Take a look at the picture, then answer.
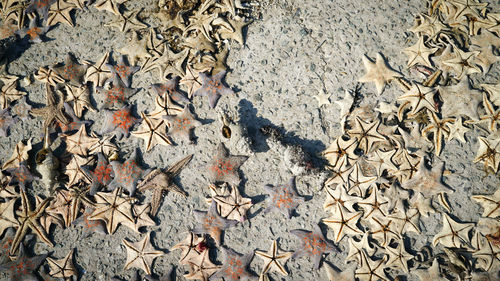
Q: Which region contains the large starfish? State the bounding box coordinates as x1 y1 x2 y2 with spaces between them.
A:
122 232 164 275
89 188 135 234
254 240 293 276
136 154 193 216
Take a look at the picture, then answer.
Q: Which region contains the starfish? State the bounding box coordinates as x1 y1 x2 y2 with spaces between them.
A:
421 111 454 156
30 84 69 129
46 189 79 227
357 185 389 219
345 162 377 197
106 9 148 32
472 187 500 218
136 154 193 216
108 149 146 195
347 117 385 153
438 77 482 119
2 138 32 170
183 247 220 281
15 17 50 43
34 67 65 86
25 0 56 21
321 136 358 170
147 92 184 121
106 55 140 88
88 132 118 157
472 44 500 73
122 232 164 275
290 225 336 270
194 70 234 108
205 143 248 185
193 202 237 245
403 36 438 68
354 251 388 281
62 124 99 156
314 90 331 107
96 74 138 109
64 84 95 118
324 263 355 281
180 65 205 98
254 240 293 276
46 249 78 280
101 106 139 140
84 52 112 87
118 31 151 65
171 232 208 265
211 247 256 281
212 184 253 221
368 216 401 246
388 207 421 234
162 106 202 143
366 148 398 176
93 0 121 15
478 93 500 132
46 0 75 27
481 82 500 106
446 117 469 143
473 136 500 172
89 188 135 234
0 243 47 280
10 187 53 255
322 204 362 243
0 108 15 137
52 53 88 86
0 198 18 237
358 53 402 95
127 203 156 233
385 240 413 273
443 46 481 79
433 212 474 248
0 75 25 109
151 77 190 104
397 83 437 116
472 233 500 272
345 233 376 264
263 177 304 219
401 157 451 197
323 184 357 213
132 112 172 151
219 16 252 45
141 46 188 79
82 153 113 195
72 206 107 237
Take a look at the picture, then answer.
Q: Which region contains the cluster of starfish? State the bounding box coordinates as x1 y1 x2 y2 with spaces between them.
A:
317 0 500 280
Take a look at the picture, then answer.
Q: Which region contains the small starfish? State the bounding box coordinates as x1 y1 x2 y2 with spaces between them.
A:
46 0 75 27
93 0 121 15
421 111 454 156
151 77 190 104
89 188 135 234
0 243 47 280
205 143 248 185
183 247 220 281
30 84 69 129
263 177 304 219
108 149 146 195
314 91 331 107
472 233 500 272
0 75 25 109
146 93 184 120
347 117 385 153
101 105 139 140
180 65 205 98
397 83 437 116
433 212 474 248
136 154 193 216
446 117 469 143
472 187 500 218
345 233 376 265
96 74 138 109
132 112 172 151
88 132 119 158
25 0 56 20
106 55 140 88
473 136 500 173
52 53 88 85
122 232 164 275
34 67 65 86
194 70 234 108
358 53 402 95
46 249 78 280
212 184 253 221
64 84 96 118
211 247 256 281
163 106 202 143
106 9 148 33
84 52 112 87
443 46 481 79
388 207 421 234
62 124 99 156
354 250 389 281
321 136 358 170
64 154 94 187
84 153 114 195
2 138 33 170
323 184 357 213
15 17 50 43
171 232 208 265
10 187 53 255
401 157 451 197
255 240 293 276
322 204 362 243
193 202 237 245
385 240 413 273
141 46 188 79
0 108 15 137
403 36 438 67
290 224 336 270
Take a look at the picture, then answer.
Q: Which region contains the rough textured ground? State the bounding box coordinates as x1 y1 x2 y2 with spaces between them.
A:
1 0 499 280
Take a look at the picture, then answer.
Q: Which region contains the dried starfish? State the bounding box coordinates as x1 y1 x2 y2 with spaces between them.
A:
46 249 78 280
358 53 402 95
122 232 164 275
136 154 193 216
